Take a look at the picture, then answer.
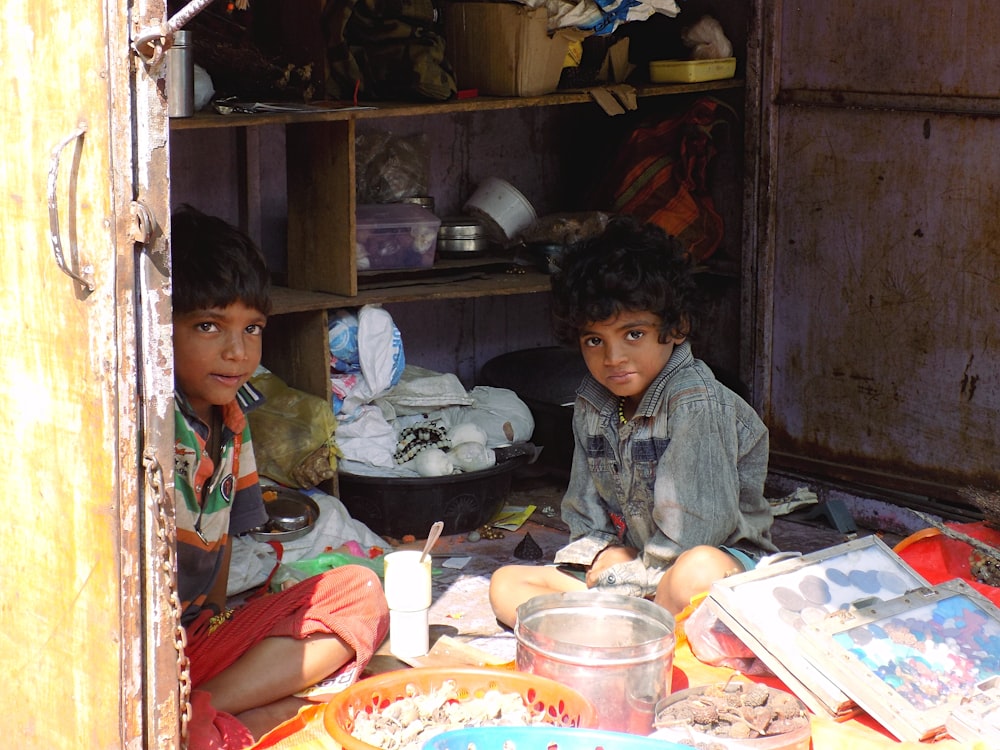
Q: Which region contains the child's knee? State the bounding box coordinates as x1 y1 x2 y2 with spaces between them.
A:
672 545 740 588
488 563 522 595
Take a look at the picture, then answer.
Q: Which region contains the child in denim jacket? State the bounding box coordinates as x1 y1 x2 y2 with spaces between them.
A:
490 216 776 626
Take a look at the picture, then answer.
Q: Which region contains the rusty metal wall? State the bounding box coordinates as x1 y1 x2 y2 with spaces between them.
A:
760 0 1000 503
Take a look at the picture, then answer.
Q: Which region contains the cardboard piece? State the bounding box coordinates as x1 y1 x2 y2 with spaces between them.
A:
444 2 589 97
598 37 634 84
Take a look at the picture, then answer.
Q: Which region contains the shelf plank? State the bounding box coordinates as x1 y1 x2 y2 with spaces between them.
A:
269 267 552 313
169 80 745 130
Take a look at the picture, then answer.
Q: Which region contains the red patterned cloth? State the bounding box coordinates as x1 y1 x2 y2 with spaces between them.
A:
592 97 735 262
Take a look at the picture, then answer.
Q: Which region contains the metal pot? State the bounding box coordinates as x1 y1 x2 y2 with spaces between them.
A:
437 216 490 257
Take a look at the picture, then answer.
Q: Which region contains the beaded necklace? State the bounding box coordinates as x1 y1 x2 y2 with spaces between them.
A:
618 397 628 424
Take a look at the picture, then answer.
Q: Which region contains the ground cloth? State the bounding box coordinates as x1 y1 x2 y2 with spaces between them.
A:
247 522 1000 749
248 640 971 750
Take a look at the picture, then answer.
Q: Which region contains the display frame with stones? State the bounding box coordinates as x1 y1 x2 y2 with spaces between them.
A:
797 578 1000 743
705 535 930 718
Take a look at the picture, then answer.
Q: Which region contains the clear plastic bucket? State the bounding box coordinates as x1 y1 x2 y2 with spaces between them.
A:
514 591 675 734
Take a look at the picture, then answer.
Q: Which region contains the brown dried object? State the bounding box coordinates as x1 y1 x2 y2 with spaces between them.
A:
654 680 810 741
970 550 1000 587
513 532 543 560
908 507 1000 587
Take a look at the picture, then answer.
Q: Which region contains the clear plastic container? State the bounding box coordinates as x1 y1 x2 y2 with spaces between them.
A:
355 203 441 270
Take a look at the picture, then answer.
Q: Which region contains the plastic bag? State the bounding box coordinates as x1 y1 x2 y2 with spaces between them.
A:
684 599 774 676
330 305 406 417
248 370 339 489
356 131 429 204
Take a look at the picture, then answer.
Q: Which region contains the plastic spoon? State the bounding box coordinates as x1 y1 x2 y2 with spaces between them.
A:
420 521 445 563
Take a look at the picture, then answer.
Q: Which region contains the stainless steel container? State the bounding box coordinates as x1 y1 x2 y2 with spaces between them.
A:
515 591 676 734
437 216 490 257
167 31 194 118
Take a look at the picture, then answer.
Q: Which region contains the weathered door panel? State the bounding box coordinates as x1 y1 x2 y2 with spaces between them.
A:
0 0 174 746
767 107 1000 491
759 0 1000 503
777 1 997 96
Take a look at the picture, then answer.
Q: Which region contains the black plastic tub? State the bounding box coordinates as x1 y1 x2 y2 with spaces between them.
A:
479 347 587 474
337 455 529 538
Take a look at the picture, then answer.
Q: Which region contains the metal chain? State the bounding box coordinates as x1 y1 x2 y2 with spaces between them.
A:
144 448 192 748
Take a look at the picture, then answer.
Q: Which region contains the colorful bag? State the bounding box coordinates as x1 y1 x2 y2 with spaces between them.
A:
592 96 735 262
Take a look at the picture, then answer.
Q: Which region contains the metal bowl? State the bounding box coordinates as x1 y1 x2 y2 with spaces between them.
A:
249 487 321 542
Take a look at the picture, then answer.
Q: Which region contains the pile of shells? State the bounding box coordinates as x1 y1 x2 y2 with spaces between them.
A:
349 679 554 750
653 680 810 743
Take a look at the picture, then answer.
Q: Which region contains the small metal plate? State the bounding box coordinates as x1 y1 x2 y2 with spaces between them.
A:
250 487 320 543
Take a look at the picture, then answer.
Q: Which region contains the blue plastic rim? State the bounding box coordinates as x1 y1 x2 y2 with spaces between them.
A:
422 726 692 750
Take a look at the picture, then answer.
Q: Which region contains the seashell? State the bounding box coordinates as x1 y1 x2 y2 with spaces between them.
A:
825 567 850 587
847 569 881 593
876 570 908 593
513 532 543 560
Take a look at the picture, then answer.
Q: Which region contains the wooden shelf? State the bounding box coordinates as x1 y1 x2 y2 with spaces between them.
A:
269 264 552 314
169 80 745 130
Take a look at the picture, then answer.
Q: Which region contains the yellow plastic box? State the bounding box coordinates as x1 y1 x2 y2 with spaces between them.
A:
649 57 737 83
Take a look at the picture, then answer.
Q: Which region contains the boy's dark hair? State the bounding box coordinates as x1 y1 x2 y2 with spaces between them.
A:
170 204 272 316
550 215 699 347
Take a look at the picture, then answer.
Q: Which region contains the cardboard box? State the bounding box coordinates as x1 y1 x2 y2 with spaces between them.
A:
444 2 588 97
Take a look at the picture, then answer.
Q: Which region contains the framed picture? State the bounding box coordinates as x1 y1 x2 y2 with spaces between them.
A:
707 535 931 717
797 579 1000 742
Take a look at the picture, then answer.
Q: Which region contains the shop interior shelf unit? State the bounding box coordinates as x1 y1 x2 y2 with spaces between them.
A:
169 80 745 315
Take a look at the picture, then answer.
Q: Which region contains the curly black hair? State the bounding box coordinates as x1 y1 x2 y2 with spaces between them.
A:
170 204 272 317
550 215 700 347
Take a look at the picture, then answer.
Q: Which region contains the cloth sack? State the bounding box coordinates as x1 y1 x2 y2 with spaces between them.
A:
322 0 456 101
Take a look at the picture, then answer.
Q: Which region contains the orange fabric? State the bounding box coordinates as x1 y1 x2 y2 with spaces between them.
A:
593 97 732 262
187 565 389 687
250 639 975 749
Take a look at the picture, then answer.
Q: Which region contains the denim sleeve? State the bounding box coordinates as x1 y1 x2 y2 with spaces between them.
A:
553 411 620 567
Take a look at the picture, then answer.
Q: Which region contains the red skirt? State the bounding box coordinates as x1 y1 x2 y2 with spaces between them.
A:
186 564 389 687
184 565 389 749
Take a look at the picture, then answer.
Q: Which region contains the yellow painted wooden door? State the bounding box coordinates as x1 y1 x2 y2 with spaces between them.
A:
0 0 176 747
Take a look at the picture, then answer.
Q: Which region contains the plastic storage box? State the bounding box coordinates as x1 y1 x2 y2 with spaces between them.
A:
649 57 737 83
356 203 441 271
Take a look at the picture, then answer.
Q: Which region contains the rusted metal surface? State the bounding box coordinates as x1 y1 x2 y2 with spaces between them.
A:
133 0 185 744
776 1 998 97
758 0 1000 503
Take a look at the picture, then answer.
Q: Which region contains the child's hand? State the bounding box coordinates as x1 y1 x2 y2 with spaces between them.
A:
586 545 638 587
